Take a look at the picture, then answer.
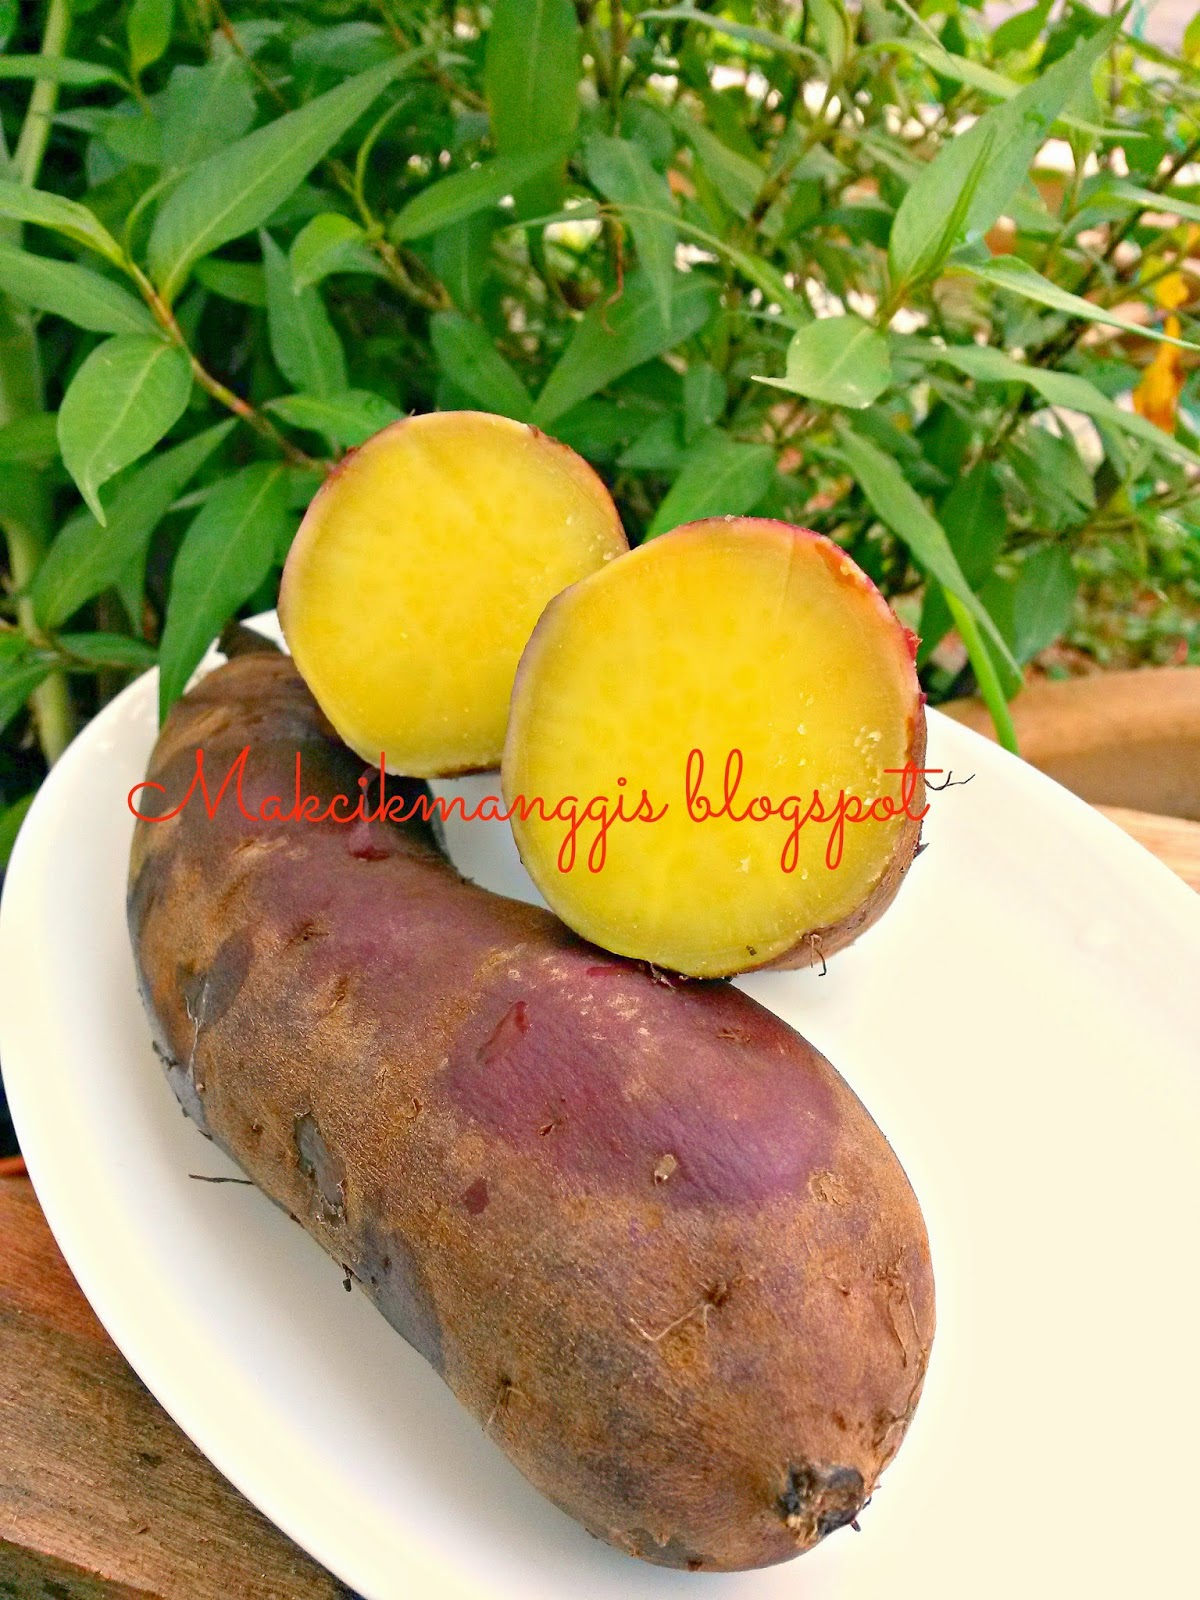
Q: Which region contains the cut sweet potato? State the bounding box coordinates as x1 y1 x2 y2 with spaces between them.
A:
503 518 926 978
279 411 626 776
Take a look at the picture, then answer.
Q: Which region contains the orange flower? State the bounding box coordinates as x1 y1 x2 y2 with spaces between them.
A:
1132 273 1190 432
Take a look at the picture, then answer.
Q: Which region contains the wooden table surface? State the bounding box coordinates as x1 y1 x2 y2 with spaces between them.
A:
2 806 1198 1598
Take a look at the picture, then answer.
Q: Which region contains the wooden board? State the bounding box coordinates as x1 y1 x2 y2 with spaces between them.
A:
0 1178 353 1598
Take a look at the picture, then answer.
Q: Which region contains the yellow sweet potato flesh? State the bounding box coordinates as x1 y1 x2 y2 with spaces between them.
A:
279 411 627 776
503 518 925 977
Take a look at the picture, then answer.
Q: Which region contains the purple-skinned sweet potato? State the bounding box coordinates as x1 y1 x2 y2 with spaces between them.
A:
127 652 934 1573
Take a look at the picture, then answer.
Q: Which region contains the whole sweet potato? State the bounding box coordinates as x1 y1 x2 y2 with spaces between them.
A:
128 654 934 1572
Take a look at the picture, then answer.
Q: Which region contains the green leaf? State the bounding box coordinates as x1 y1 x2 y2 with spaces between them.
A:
57 336 193 524
993 0 1054 55
57 632 157 670
0 179 126 267
0 244 156 335
959 255 1200 351
917 464 1007 662
619 412 684 471
533 270 716 426
1008 425 1094 530
755 314 892 409
127 0 175 77
290 213 382 289
1011 544 1078 663
1094 179 1200 228
158 463 290 718
159 54 257 171
391 147 570 243
0 656 53 736
485 0 580 210
888 18 1118 288
429 312 532 420
266 391 402 448
0 791 36 872
807 0 849 74
890 128 997 290
292 21 393 75
640 7 808 60
0 55 124 86
904 339 1200 468
585 134 676 334
882 36 1125 139
676 113 762 218
432 213 495 313
33 422 233 629
0 413 58 464
192 257 266 306
683 362 725 442
835 424 1018 676
647 429 776 537
261 232 346 398
148 54 413 303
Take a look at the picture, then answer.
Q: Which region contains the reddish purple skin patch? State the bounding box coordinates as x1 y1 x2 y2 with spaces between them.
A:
445 955 837 1209
136 693 839 1217
461 1177 490 1215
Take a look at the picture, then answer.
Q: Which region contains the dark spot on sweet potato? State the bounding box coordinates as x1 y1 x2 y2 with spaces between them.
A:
478 1000 529 1064
325 974 351 1012
356 1222 443 1374
350 842 392 862
286 918 329 946
294 1111 346 1219
621 1530 709 1570
195 932 252 1030
128 867 161 929
778 1462 865 1544
462 1177 489 1215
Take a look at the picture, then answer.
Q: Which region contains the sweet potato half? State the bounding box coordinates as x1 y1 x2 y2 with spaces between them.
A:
278 410 627 777
503 518 927 978
128 653 934 1573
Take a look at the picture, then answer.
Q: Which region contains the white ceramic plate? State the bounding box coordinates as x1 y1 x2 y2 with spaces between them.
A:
3 626 1200 1600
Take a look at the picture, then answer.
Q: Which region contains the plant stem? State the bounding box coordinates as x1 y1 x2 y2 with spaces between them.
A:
128 266 326 469
0 0 76 764
12 0 71 187
946 592 1020 753
610 2 626 131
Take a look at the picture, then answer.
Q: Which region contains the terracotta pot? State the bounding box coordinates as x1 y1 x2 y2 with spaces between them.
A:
941 667 1200 821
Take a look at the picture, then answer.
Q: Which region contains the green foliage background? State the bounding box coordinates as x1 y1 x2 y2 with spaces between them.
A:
2 0 1200 853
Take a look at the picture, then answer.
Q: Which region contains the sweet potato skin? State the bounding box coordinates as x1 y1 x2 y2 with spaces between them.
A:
128 655 934 1572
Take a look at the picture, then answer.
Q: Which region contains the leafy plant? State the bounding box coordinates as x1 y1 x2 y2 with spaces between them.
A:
2 0 1199 849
